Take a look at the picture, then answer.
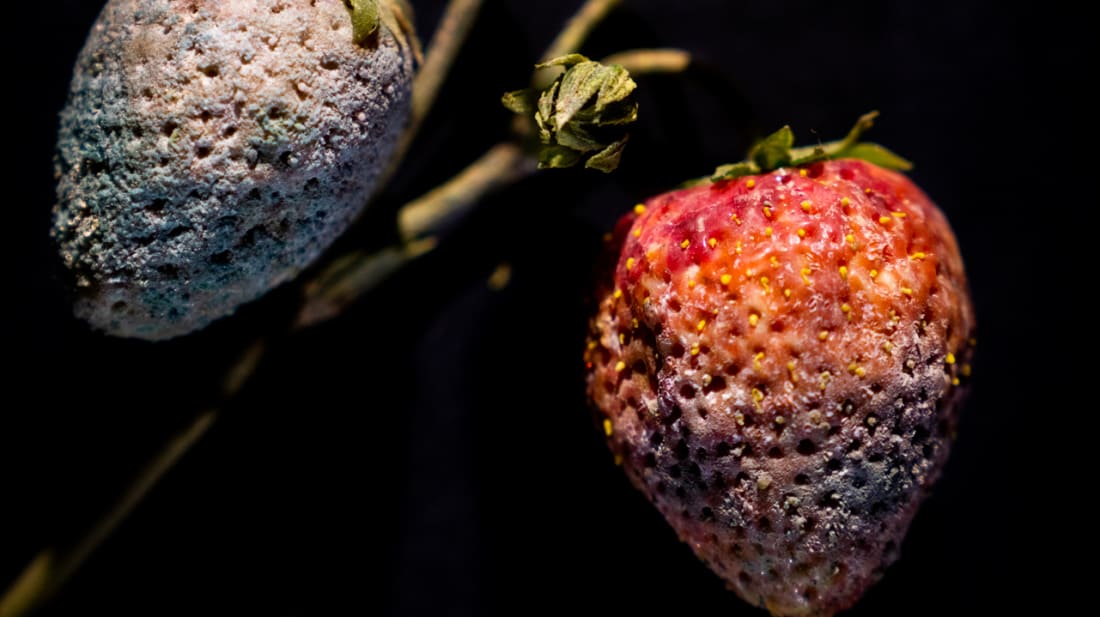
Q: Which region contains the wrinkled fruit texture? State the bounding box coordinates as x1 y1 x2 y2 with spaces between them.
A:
586 160 975 616
53 0 414 340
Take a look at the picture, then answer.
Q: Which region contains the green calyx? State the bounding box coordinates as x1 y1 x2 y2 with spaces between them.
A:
344 0 380 45
343 0 417 55
705 111 912 184
502 54 639 173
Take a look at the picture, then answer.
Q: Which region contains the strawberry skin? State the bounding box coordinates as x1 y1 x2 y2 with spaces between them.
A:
585 159 975 616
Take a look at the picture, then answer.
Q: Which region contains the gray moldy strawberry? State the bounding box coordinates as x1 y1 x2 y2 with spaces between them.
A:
53 0 415 340
585 118 975 616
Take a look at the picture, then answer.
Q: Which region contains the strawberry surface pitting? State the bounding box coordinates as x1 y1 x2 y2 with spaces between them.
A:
586 159 975 616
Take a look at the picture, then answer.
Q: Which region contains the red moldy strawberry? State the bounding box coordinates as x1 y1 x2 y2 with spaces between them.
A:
584 125 975 616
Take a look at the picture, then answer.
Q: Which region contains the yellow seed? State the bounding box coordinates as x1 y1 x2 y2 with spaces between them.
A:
801 200 812 212
720 274 732 285
870 269 879 279
783 288 792 298
615 361 626 373
901 287 913 297
752 387 764 404
818 330 829 341
746 179 756 189
801 267 812 284
749 314 759 327
708 237 718 248
735 240 743 254
688 279 696 288
634 204 647 215
631 318 639 329
797 228 806 238
632 228 641 238
879 216 891 224
760 276 770 292
952 376 960 386
787 360 798 382
775 416 786 425
691 343 700 356
697 319 707 331
819 371 831 391
681 239 691 249
613 288 622 299
603 418 613 436
961 363 972 377
846 233 855 245
753 353 764 371
865 187 873 195
883 341 894 353
701 373 712 387
614 454 623 466
910 252 927 260
587 340 598 350
840 197 850 207
763 205 773 218
892 211 907 218
946 352 956 365
626 257 635 270
619 333 624 344
799 168 808 177
731 213 742 225
855 367 866 377
839 265 848 278
765 226 773 237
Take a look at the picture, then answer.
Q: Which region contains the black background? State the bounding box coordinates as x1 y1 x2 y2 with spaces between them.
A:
0 1 1072 615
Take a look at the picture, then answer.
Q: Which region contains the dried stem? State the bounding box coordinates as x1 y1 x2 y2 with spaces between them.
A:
383 0 485 186
541 0 622 63
0 341 266 617
398 142 534 241
298 142 534 328
602 48 692 75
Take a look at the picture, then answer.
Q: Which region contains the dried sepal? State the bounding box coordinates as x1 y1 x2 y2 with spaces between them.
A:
503 54 638 173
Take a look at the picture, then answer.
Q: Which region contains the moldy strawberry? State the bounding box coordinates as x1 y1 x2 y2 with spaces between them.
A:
585 114 975 616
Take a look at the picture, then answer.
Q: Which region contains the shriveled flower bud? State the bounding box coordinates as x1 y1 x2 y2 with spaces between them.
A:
53 0 416 340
